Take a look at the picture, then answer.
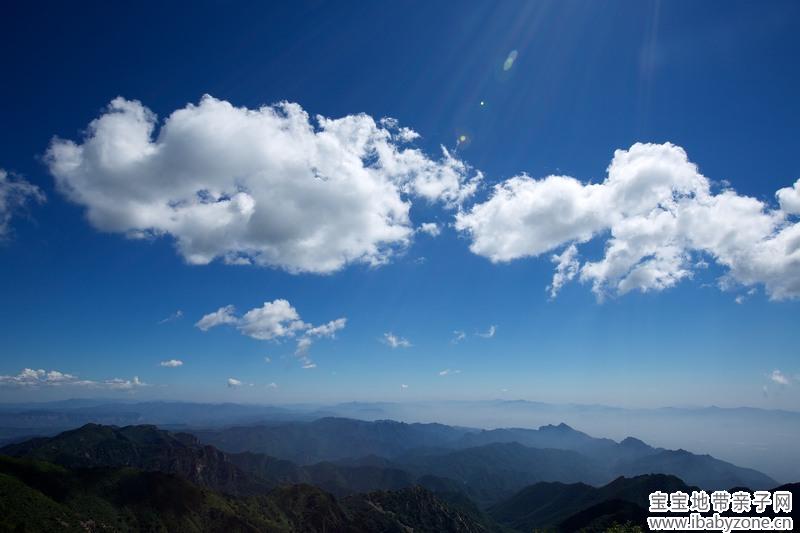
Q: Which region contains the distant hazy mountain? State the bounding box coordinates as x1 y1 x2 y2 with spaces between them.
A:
451 422 776 489
1 398 796 483
488 474 694 531
196 418 777 491
615 448 776 490
195 417 471 464
395 442 607 505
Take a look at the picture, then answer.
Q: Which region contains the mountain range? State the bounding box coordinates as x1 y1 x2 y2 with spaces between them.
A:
194 417 777 494
0 416 793 531
1 398 796 485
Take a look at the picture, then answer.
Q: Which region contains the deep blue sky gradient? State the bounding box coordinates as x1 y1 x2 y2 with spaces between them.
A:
0 0 798 407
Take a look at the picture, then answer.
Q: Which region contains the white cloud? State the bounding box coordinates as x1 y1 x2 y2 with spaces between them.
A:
451 330 466 344
266 382 278 389
0 368 145 390
0 169 45 238
197 299 345 368
477 325 496 338
103 376 146 390
264 356 272 363
382 332 411 348
227 378 243 388
239 299 307 340
438 368 461 376
770 369 791 386
159 359 183 367
418 222 441 237
158 310 183 324
456 142 800 300
776 179 800 215
548 244 580 298
46 96 480 273
400 383 409 389
195 305 239 331
297 317 347 355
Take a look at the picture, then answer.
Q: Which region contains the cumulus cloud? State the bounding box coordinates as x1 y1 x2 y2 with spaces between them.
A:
0 169 45 238
266 382 278 389
477 325 496 338
196 299 345 368
400 383 409 389
770 369 791 386
227 378 243 388
46 96 481 273
0 368 145 390
159 359 183 367
239 299 307 340
418 222 441 237
776 179 800 215
382 332 411 348
456 142 800 300
438 368 461 376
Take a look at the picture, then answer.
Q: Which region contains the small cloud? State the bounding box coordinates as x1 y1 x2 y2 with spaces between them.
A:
477 325 496 338
382 332 412 348
0 368 145 391
227 378 243 388
400 383 409 390
414 256 427 265
770 369 791 386
158 310 183 324
266 382 278 389
264 356 272 363
735 295 745 305
547 244 579 299
301 360 317 369
103 376 147 391
0 169 46 239
197 300 345 369
451 330 466 344
196 305 238 331
418 222 441 237
439 368 461 376
159 359 183 368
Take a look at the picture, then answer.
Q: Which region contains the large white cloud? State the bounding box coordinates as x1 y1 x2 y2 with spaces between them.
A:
0 169 45 238
456 143 800 300
46 96 481 273
196 299 345 367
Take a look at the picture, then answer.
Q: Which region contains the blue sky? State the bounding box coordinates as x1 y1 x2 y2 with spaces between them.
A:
0 0 798 408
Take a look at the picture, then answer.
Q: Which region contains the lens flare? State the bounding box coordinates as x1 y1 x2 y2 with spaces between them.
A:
503 50 518 71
